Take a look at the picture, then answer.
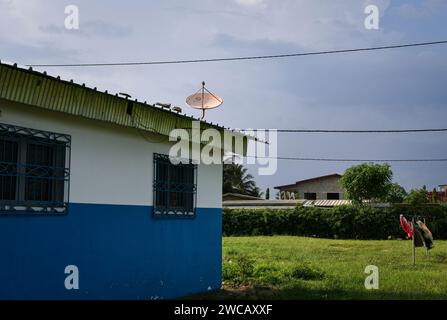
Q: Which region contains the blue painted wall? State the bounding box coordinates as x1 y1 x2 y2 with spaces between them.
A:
0 204 222 300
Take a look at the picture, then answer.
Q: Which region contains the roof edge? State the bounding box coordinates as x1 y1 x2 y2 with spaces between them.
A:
275 173 342 189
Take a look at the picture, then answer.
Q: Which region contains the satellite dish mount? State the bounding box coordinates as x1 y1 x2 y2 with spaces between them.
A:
186 81 223 119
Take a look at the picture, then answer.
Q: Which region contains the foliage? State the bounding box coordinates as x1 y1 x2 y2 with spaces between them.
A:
289 263 325 281
222 205 447 239
432 188 438 203
223 163 262 197
385 183 407 203
405 188 430 205
340 163 393 204
222 254 255 285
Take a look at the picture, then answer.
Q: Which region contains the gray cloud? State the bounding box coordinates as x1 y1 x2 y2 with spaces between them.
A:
2 0 447 191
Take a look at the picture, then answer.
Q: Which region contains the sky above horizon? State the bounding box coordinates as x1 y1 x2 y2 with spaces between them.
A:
1 0 447 193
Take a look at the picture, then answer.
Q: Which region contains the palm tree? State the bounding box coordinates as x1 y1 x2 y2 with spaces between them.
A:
223 163 262 197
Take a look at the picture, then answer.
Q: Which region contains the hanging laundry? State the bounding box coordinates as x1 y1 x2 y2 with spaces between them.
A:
400 215 423 247
400 215 413 238
412 226 425 247
417 221 433 241
416 220 434 250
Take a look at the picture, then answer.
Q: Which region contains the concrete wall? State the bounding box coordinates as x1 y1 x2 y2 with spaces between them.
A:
222 194 261 201
278 175 345 200
0 100 223 299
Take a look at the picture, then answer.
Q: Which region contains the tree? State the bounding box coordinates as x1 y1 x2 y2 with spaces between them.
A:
384 183 407 203
265 188 270 200
404 188 429 205
340 163 392 204
432 188 438 203
223 163 262 197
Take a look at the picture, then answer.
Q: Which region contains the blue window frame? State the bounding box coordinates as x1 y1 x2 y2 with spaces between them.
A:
0 123 71 214
153 153 197 218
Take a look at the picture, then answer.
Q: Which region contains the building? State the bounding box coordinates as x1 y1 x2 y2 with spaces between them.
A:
275 174 345 200
0 62 249 299
428 184 447 203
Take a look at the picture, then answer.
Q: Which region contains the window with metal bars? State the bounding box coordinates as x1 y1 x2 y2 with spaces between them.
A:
153 153 197 218
0 123 70 214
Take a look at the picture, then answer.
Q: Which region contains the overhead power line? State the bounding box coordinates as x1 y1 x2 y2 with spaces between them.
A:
244 156 447 163
26 40 447 68
239 128 447 133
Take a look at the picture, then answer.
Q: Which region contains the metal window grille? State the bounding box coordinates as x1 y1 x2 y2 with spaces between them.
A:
153 153 197 218
0 123 71 214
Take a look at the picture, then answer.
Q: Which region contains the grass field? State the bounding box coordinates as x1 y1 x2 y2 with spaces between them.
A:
203 236 447 300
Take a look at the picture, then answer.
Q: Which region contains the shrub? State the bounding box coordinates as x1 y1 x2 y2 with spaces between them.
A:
222 261 239 284
223 254 255 285
222 205 447 239
252 264 284 285
289 263 325 281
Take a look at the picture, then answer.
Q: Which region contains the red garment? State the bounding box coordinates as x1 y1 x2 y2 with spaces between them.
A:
400 215 413 238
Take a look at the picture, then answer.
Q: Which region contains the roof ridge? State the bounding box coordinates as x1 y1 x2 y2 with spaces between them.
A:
0 59 230 130
275 173 342 189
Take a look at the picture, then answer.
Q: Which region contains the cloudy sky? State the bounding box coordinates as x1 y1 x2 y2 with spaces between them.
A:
1 0 447 193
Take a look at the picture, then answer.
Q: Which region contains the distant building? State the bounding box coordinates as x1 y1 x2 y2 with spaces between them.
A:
222 193 262 201
428 185 447 203
275 174 345 200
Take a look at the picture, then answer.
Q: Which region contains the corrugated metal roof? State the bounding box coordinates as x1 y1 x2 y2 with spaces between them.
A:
0 61 252 151
308 200 351 207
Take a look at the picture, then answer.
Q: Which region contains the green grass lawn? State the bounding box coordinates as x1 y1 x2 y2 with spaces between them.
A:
204 236 447 300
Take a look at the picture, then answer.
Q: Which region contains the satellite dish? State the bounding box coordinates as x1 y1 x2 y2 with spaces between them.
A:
186 81 223 119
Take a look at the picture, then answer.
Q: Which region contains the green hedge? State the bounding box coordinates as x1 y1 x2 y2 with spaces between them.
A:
222 205 447 240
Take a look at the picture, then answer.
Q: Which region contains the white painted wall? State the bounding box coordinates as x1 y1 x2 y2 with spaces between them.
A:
0 100 222 208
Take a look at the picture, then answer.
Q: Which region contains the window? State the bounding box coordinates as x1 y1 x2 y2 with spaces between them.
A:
153 153 197 218
327 193 340 200
0 123 71 214
304 192 317 200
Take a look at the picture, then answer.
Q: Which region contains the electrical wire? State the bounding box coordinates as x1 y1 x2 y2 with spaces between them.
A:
130 116 447 162
26 40 447 68
243 155 447 163
239 128 447 133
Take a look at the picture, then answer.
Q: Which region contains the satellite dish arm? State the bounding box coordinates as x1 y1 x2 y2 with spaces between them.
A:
201 81 205 119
